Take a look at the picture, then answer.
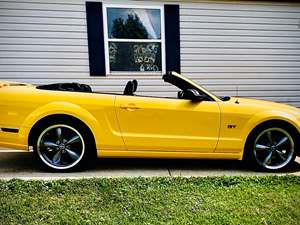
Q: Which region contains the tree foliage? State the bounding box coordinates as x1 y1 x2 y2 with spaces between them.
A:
111 13 149 39
110 13 161 72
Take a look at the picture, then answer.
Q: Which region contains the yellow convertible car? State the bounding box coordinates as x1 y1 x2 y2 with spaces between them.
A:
0 72 299 171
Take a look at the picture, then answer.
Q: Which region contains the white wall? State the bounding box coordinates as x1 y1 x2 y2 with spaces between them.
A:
0 0 299 106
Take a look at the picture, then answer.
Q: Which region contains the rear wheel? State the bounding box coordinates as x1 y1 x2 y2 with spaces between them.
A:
246 124 297 171
33 122 94 171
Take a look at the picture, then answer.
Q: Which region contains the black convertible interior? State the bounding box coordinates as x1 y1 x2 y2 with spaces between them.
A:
36 72 182 95
37 80 139 95
36 72 192 96
36 72 221 101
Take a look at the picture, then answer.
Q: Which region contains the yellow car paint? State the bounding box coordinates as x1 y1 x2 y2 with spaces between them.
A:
115 95 220 152
0 72 299 162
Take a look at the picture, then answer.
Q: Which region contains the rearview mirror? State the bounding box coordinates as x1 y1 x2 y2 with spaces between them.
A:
178 89 207 101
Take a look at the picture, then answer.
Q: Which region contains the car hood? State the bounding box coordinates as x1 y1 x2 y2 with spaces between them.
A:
229 97 300 116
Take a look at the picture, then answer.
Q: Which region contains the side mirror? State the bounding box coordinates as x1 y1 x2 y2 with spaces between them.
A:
178 89 207 101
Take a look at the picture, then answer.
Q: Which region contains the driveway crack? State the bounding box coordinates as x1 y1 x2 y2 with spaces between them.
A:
167 168 172 177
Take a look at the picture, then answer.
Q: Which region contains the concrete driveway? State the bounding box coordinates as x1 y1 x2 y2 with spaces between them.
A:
0 152 299 180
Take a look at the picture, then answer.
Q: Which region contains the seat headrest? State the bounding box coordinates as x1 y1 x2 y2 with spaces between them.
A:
132 79 138 92
123 81 134 95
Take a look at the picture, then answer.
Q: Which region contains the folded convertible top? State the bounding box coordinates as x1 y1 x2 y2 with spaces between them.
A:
37 83 92 93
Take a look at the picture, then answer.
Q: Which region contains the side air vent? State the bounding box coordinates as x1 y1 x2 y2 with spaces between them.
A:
1 128 19 133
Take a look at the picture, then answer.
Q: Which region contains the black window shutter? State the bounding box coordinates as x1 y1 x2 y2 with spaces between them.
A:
86 1 106 76
164 4 180 73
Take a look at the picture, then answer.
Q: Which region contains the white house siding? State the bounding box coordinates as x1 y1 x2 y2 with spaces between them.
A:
0 0 299 106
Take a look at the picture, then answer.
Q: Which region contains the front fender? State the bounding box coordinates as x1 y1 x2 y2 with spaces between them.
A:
241 109 300 153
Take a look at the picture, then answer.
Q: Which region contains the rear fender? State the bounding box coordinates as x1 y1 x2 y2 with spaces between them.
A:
20 101 103 148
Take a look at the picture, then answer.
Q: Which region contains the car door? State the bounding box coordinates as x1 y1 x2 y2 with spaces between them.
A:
115 95 220 152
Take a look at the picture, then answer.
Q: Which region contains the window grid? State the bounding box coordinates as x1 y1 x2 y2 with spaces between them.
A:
103 4 166 75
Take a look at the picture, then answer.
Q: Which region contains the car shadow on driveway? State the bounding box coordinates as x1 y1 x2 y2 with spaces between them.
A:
0 152 299 179
92 157 300 176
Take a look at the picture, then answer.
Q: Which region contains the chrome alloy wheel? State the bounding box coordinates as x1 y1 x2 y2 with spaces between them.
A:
37 124 85 170
254 128 294 170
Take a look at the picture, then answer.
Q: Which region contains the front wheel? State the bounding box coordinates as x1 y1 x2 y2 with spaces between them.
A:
246 125 297 171
34 123 90 171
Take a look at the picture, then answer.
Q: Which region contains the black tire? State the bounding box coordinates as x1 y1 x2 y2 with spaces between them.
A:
244 122 297 172
32 119 96 172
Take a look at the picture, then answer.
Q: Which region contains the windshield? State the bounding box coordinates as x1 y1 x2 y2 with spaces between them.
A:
163 72 231 102
193 81 231 101
194 83 230 101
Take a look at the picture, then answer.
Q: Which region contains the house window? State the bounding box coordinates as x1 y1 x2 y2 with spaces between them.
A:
103 5 165 74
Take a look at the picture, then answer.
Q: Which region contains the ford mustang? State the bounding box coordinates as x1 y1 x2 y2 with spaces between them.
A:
0 72 299 172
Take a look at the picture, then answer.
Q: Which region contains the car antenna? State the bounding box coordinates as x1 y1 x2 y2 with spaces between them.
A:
235 86 239 104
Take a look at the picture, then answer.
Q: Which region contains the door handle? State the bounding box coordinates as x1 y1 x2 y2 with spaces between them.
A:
120 103 140 111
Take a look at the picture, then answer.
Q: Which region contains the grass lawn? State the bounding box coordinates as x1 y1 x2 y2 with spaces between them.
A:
0 176 299 225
